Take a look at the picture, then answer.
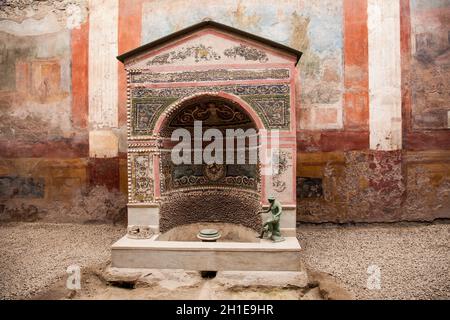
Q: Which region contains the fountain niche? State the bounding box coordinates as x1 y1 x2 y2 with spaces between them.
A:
112 21 302 271
158 95 261 234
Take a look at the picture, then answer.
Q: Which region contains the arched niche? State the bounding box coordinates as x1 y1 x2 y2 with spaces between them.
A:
118 20 301 237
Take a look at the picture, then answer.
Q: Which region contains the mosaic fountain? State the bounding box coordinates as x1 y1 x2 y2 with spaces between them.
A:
111 21 302 272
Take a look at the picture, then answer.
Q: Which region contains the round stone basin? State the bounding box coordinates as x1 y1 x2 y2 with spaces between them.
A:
197 228 221 241
156 222 259 243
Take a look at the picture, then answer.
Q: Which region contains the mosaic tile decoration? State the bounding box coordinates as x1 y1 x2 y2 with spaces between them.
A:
159 153 259 193
147 44 221 65
130 68 290 83
223 44 269 62
144 43 270 66
130 84 290 133
129 152 154 203
132 97 178 135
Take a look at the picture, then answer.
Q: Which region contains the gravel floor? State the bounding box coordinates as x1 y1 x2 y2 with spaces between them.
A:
0 221 449 300
0 222 124 299
297 222 450 300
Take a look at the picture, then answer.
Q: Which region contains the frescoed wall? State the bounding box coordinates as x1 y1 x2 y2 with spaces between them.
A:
0 0 448 224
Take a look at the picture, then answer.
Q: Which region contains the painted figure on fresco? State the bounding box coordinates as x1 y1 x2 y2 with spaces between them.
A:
258 195 284 242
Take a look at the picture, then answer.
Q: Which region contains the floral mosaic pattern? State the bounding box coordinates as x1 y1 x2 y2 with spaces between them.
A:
131 84 289 98
130 84 290 134
160 154 258 193
130 153 154 203
147 44 221 65
145 43 271 66
132 97 178 135
168 99 252 127
243 95 290 128
130 68 289 83
224 44 269 62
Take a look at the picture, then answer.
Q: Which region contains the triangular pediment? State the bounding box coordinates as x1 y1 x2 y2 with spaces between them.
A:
118 21 302 69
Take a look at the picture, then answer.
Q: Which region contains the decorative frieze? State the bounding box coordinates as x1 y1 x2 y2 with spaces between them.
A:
147 44 221 65
160 152 259 193
130 84 290 133
242 95 290 128
130 68 289 83
224 44 269 62
144 43 270 66
131 97 178 136
128 139 161 149
131 84 289 98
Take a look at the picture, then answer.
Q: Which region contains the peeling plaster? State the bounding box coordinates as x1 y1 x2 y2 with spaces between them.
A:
0 0 88 28
0 12 62 36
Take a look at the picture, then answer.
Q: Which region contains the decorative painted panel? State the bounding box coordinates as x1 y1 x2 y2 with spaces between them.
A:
160 152 258 193
0 176 45 198
297 177 323 199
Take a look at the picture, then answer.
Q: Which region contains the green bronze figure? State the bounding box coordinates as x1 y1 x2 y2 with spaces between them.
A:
258 195 285 242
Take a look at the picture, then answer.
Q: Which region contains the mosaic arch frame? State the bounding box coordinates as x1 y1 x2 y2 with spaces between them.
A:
155 93 264 232
120 21 300 236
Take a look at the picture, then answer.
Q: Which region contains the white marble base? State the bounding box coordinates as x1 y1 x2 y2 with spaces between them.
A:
111 235 302 271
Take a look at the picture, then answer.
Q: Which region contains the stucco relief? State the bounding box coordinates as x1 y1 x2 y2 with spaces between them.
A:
131 97 178 136
129 32 289 68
